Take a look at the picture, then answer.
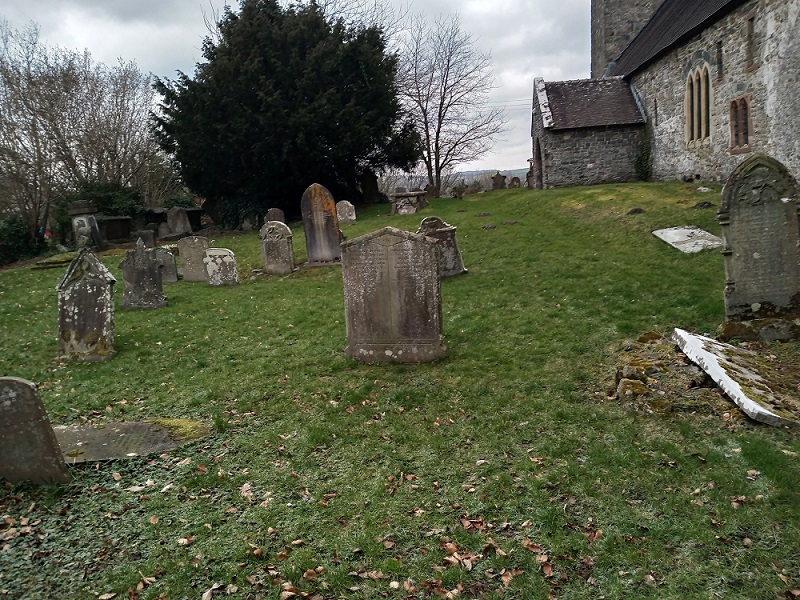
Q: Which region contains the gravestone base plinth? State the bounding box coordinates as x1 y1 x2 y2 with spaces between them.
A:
346 339 447 364
719 318 800 342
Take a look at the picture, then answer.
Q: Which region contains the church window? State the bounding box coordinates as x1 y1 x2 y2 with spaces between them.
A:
729 95 752 153
746 15 755 66
685 66 711 145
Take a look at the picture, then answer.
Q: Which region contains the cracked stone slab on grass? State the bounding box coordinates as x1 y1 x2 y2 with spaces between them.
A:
652 226 722 253
54 419 209 463
673 328 800 427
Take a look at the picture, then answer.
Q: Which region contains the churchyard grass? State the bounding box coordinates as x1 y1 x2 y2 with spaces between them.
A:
1 182 799 599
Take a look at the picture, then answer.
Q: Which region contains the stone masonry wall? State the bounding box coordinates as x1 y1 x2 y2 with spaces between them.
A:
532 119 646 188
631 0 800 183
591 0 663 78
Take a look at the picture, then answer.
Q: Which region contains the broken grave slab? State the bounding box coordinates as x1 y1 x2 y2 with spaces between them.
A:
672 328 800 427
652 226 722 253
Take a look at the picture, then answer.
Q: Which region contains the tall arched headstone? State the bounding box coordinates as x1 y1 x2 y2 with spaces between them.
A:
0 377 70 484
341 227 446 363
301 183 341 266
56 249 116 362
718 154 800 340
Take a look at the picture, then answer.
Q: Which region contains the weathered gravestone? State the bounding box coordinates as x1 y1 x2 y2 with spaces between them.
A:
119 238 167 309
492 172 507 190
337 200 357 223
301 183 341 265
166 207 193 235
177 236 210 282
717 154 800 340
265 208 286 223
509 177 521 189
203 248 239 285
341 227 446 363
56 249 116 362
260 221 295 275
0 377 71 484
132 230 155 248
416 216 467 277
157 222 172 240
154 247 179 283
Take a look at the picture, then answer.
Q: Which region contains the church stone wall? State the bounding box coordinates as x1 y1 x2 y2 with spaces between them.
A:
591 0 663 78
532 119 645 188
631 0 800 183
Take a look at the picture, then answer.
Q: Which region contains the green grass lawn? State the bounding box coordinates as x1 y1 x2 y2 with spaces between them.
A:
1 183 798 599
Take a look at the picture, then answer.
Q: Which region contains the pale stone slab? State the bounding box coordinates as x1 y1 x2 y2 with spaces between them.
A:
673 328 800 427
652 226 722 253
154 247 179 283
203 248 239 285
260 221 295 275
336 200 357 223
166 207 192 235
0 377 70 484
56 249 116 362
177 236 210 282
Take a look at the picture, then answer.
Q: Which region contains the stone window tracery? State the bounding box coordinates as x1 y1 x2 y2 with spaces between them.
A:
729 95 752 154
685 65 711 146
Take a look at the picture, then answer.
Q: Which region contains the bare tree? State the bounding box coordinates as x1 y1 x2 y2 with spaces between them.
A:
397 14 506 197
0 20 179 236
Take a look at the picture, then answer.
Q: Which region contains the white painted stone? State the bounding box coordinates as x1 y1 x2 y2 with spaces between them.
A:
672 328 800 427
652 226 722 253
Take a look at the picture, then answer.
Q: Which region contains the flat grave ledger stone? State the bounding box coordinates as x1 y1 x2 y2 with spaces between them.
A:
0 377 71 484
56 249 116 362
166 207 193 235
265 208 286 223
341 226 446 363
154 247 179 282
652 226 723 253
673 328 800 427
260 221 295 275
717 153 800 322
204 248 239 285
336 200 357 223
416 216 468 277
177 236 210 282
119 239 167 309
301 183 341 265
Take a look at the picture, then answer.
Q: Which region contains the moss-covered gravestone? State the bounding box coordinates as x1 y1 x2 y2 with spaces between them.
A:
0 377 70 484
301 183 341 266
417 216 467 278
203 248 239 285
119 238 167 309
56 249 116 362
718 154 800 340
341 227 446 363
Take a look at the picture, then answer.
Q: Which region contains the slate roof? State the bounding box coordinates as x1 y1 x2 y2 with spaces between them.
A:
609 0 751 78
540 78 644 130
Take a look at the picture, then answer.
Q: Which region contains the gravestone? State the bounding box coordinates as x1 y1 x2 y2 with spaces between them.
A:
260 221 295 275
177 236 210 282
301 183 341 265
509 177 521 189
265 208 286 223
337 200 357 223
717 154 800 339
119 238 167 309
166 207 192 235
652 226 722 253
132 230 155 248
154 247 179 283
416 216 468 277
203 248 239 285
341 226 446 363
56 249 116 362
157 222 172 240
492 172 507 190
0 377 70 484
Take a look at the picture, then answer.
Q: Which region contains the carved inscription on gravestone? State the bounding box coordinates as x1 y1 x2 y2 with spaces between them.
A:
119 238 167 309
417 216 467 277
177 236 210 282
203 248 239 285
56 249 116 362
301 183 341 265
718 154 800 321
0 377 70 484
260 221 295 275
341 227 446 363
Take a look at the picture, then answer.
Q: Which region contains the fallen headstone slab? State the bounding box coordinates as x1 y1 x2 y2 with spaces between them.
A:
652 226 722 253
673 328 800 427
54 419 210 463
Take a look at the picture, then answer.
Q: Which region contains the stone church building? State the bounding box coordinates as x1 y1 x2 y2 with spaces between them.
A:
531 0 800 188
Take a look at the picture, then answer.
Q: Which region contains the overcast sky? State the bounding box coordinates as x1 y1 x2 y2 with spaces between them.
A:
1 0 590 172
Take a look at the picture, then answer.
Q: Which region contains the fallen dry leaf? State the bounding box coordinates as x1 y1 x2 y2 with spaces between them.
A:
112 472 122 481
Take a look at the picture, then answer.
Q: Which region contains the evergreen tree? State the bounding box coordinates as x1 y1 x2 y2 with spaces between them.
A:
154 0 419 223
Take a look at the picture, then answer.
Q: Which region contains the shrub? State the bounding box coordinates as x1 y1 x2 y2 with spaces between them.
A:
0 217 44 266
